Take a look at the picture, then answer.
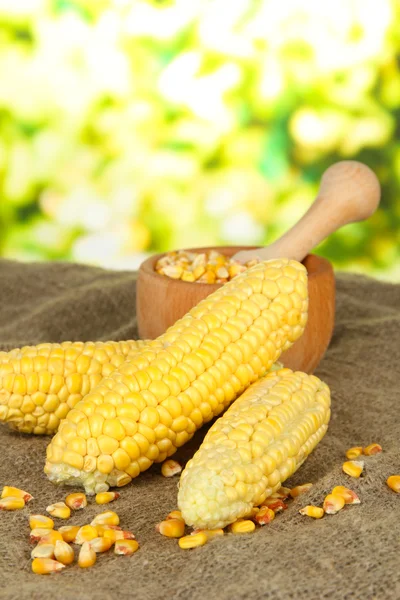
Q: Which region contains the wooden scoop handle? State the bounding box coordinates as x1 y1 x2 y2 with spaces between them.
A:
232 161 381 264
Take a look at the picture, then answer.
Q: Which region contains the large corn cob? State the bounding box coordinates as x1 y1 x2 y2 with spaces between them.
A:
0 340 149 435
178 368 331 529
44 259 308 494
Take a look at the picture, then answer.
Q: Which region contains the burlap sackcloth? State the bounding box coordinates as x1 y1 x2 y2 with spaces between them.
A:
0 259 399 600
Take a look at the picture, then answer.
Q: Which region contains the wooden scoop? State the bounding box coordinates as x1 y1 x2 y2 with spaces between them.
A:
232 161 381 264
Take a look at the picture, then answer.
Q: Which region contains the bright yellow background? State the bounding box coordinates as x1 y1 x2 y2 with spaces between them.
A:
0 0 399 280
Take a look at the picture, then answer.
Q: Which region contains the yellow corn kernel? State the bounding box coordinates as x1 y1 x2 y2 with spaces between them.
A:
271 486 291 500
289 483 313 498
94 524 121 537
331 486 361 505
181 271 195 282
89 537 113 553
254 507 275 525
31 543 55 559
229 520 256 534
0 496 25 510
59 525 80 543
191 528 224 539
65 492 87 510
261 498 288 512
156 519 185 538
95 492 120 505
161 459 182 477
78 541 96 568
1 486 33 502
54 540 75 565
342 460 364 478
32 557 66 575
75 525 98 545
345 446 363 459
386 475 400 493
178 532 208 549
299 506 324 519
46 502 71 519
29 515 54 530
103 529 135 543
35 531 64 545
166 510 184 521
114 539 140 555
90 511 120 527
162 265 183 279
363 443 382 456
323 493 345 515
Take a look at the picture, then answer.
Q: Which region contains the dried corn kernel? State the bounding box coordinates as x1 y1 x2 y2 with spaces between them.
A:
178 532 208 549
363 443 382 456
29 515 54 530
156 519 185 538
54 540 75 565
90 537 113 553
59 525 80 543
32 558 65 575
95 492 120 505
191 528 224 539
114 540 139 555
94 524 121 537
65 493 87 510
90 511 119 527
289 484 313 498
386 475 400 493
271 486 291 500
75 525 98 545
0 496 25 510
331 486 360 505
31 544 55 559
229 520 256 534
103 529 135 543
30 528 54 543
323 493 345 515
254 507 275 525
46 502 71 520
1 486 33 503
78 541 96 568
299 506 324 519
161 460 182 478
37 531 64 545
345 447 363 459
261 498 288 512
166 510 184 521
342 460 364 478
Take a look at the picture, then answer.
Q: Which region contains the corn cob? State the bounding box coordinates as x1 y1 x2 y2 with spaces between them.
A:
178 368 330 529
0 339 149 435
44 259 308 494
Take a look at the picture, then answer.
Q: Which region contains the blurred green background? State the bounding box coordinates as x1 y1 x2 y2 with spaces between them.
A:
0 0 399 280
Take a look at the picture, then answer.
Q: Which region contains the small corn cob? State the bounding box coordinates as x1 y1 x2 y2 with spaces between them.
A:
59 525 80 543
178 368 330 529
54 540 75 565
156 519 185 538
65 492 87 510
0 496 25 510
89 537 113 553
29 515 54 530
331 486 360 505
386 475 400 493
31 544 55 559
45 259 309 494
75 525 98 545
228 520 256 534
90 511 119 526
299 506 324 519
323 493 345 515
178 532 208 549
114 539 139 555
46 502 71 519
289 483 313 498
345 447 363 459
342 460 364 478
161 459 182 477
31 557 65 575
78 541 96 568
1 486 33 502
95 491 119 505
0 339 149 435
254 507 275 525
363 443 382 456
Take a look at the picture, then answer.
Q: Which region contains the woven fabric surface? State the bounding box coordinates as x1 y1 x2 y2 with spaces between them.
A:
0 259 399 600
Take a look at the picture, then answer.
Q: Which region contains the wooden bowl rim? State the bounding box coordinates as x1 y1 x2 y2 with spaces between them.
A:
139 246 332 292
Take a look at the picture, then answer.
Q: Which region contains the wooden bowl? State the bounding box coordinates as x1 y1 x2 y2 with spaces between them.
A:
137 247 335 373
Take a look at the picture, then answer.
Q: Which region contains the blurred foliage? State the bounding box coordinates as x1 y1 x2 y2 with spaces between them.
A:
0 0 399 279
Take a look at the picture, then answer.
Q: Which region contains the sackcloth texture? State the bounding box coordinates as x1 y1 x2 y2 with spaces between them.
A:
0 258 399 600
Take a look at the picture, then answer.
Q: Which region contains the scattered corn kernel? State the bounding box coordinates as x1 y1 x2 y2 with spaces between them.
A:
191 528 224 539
94 524 122 537
1 486 33 503
346 447 363 459
78 541 96 568
103 529 135 543
54 540 75 565
95 492 120 505
58 525 80 543
31 544 55 559
342 460 364 478
166 510 184 521
331 486 361 505
229 520 256 534
90 511 120 527
75 525 99 545
0 496 25 510
30 528 54 543
65 492 87 510
254 507 275 525
178 532 208 549
156 519 185 538
114 540 140 555
46 502 71 520
37 531 64 545
89 537 113 553
261 498 288 512
363 443 382 456
32 558 65 575
289 484 313 498
323 493 345 515
29 515 54 530
161 460 182 478
299 506 324 519
271 486 291 500
386 475 400 493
